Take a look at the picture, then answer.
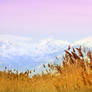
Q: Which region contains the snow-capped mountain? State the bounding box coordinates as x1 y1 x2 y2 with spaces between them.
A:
0 35 92 72
72 36 92 48
0 35 69 71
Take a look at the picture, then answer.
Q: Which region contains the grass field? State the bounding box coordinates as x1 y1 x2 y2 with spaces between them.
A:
0 46 92 92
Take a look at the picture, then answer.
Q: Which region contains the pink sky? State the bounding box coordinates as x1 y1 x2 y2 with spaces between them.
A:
0 0 92 41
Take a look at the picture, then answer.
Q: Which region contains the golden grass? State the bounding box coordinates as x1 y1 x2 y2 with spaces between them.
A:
0 46 92 92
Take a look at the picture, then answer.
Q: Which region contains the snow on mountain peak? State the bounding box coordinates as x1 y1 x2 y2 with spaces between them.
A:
0 35 69 58
0 35 92 59
72 36 92 48
40 38 69 46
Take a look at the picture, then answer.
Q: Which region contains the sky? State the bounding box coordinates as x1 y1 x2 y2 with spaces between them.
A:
0 0 92 42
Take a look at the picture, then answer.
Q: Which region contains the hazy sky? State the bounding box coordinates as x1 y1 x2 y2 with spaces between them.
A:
0 0 92 42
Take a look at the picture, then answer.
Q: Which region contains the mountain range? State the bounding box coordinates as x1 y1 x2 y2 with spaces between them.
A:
0 35 91 72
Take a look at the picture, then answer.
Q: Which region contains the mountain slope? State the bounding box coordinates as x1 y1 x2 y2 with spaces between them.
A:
72 36 92 48
0 35 69 71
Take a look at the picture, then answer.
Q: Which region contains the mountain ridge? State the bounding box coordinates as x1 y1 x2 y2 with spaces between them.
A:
0 34 92 71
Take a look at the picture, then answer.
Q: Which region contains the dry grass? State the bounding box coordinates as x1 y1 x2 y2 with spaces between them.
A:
0 46 92 92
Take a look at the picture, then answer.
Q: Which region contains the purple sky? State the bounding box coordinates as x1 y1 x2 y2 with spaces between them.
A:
0 0 92 42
